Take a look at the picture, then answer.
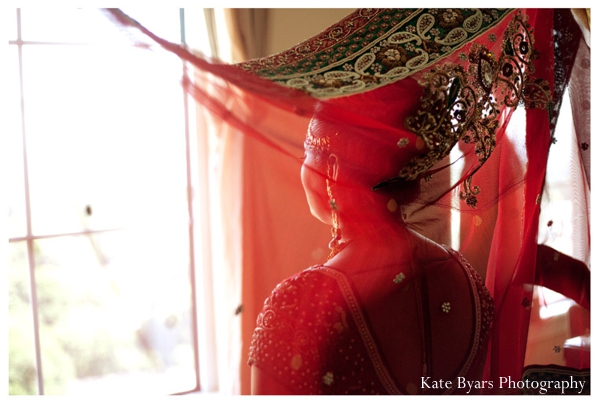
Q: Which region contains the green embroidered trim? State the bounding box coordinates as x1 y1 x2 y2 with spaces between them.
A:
236 8 514 98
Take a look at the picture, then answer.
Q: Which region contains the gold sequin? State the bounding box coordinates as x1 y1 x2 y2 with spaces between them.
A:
441 302 451 313
393 273 406 284
322 371 334 385
387 199 398 212
473 215 482 226
397 138 409 148
290 354 303 370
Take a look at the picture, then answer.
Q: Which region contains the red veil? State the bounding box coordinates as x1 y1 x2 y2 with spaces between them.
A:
105 8 590 394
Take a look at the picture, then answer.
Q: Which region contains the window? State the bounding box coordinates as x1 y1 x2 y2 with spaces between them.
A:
537 86 588 317
7 8 214 395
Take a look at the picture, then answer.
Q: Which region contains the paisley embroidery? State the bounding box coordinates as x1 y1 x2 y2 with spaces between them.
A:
396 11 551 207
236 9 512 98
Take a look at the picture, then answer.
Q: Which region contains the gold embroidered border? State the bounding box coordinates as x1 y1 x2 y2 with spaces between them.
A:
236 9 514 98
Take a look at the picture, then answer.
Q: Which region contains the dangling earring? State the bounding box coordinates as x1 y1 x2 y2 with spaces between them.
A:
326 167 342 260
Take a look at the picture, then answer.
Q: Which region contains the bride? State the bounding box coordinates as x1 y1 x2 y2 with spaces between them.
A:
248 79 493 394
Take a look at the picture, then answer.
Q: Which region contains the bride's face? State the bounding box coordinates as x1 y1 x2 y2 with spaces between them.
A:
301 147 332 225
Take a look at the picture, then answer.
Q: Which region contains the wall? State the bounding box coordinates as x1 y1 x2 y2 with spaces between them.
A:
266 8 356 56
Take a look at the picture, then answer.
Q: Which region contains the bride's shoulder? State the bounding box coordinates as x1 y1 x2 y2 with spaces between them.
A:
264 267 339 305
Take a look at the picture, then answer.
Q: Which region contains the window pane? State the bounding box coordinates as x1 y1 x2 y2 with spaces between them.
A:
20 8 121 44
20 8 181 44
538 94 578 256
34 230 196 395
7 8 18 40
21 45 187 236
7 46 28 239
182 8 214 56
9 241 39 395
119 7 183 43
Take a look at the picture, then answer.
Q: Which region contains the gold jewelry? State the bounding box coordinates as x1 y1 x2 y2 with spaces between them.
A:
305 130 330 152
326 161 342 260
326 176 342 260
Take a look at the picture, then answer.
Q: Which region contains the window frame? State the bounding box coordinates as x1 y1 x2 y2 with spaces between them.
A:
7 8 206 395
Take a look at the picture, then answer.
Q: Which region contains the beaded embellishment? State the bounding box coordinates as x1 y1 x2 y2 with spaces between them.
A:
305 129 332 152
391 11 551 207
393 272 406 284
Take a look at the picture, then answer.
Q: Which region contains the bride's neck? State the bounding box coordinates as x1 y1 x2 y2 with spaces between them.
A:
326 223 417 273
336 204 407 241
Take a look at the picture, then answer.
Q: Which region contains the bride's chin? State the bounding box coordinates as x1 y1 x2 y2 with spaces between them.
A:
305 193 332 225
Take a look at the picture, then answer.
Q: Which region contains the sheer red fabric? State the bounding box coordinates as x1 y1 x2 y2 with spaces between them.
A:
105 8 590 395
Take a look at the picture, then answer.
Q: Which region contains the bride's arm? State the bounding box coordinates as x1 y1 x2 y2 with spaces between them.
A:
535 244 590 310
